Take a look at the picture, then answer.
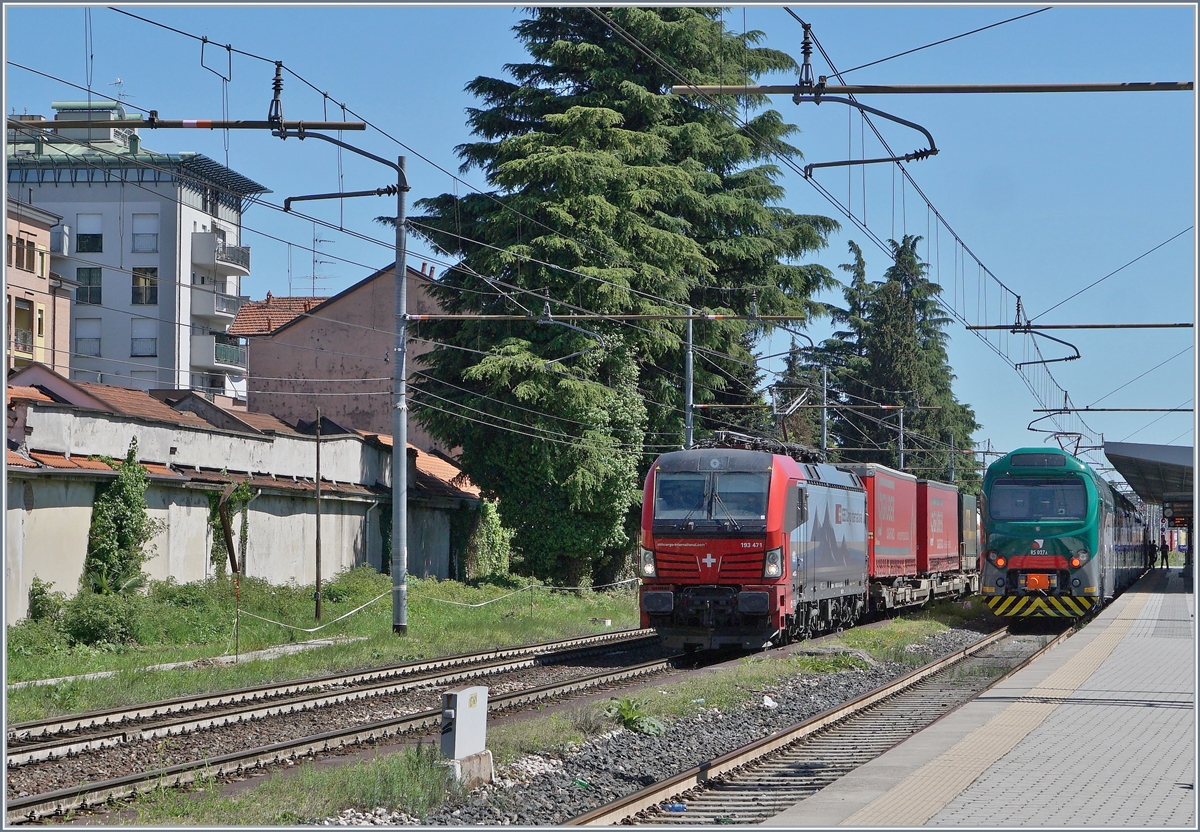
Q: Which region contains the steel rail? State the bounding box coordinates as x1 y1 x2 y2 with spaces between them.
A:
7 628 654 743
566 627 1044 826
7 643 654 767
5 656 677 824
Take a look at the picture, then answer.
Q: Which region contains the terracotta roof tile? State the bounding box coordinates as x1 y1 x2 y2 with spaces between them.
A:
413 448 480 498
230 295 326 336
141 462 182 478
6 385 55 403
353 431 478 499
73 382 213 428
73 456 118 471
28 451 114 470
230 410 299 434
6 450 38 468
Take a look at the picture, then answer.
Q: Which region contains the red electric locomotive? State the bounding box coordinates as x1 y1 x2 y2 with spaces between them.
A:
639 433 979 650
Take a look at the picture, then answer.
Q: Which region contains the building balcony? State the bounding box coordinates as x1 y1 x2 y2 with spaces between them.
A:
191 232 251 277
191 333 247 372
11 328 34 354
192 288 244 322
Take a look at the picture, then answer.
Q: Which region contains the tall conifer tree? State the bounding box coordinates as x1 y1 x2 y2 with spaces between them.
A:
396 8 838 583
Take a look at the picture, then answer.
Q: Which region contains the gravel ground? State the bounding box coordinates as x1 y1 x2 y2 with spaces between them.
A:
314 626 987 826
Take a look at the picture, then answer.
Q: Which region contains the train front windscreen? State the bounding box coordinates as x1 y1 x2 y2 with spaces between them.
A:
988 478 1088 522
653 470 770 531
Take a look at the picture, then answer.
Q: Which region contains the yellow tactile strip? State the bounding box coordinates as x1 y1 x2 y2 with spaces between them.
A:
841 588 1152 826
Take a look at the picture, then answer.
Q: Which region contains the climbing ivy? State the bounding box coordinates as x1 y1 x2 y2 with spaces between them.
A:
83 438 163 595
207 477 254 576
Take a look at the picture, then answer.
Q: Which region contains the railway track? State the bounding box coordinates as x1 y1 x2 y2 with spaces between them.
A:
7 628 656 766
567 626 1068 826
5 640 680 824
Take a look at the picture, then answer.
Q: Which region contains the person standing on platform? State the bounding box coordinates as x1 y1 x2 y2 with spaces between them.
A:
1145 539 1157 570
1160 539 1171 569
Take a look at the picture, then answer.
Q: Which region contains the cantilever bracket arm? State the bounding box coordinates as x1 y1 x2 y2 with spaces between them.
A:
538 301 606 345
272 128 407 183
1013 328 1081 369
792 95 938 178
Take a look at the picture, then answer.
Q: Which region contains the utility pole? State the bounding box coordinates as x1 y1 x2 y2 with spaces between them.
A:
685 306 694 449
392 156 409 635
314 407 322 621
898 408 905 471
821 366 828 461
949 433 955 484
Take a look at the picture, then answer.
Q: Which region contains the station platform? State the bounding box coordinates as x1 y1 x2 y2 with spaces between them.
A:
765 568 1196 827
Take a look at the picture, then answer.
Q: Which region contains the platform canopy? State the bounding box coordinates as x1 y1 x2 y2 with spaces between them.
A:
1103 441 1194 505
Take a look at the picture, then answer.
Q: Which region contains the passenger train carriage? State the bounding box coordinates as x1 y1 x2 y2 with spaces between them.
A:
980 448 1144 617
639 433 980 650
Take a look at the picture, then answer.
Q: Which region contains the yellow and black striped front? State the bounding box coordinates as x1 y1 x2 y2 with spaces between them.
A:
986 595 1096 617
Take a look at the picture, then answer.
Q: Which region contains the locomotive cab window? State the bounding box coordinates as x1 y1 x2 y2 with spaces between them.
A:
654 472 706 519
989 478 1087 521
653 470 769 526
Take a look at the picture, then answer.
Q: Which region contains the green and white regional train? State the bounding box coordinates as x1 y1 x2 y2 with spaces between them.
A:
980 448 1145 617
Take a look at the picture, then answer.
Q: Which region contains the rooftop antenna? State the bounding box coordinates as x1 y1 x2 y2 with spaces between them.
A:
311 222 335 295
109 78 133 101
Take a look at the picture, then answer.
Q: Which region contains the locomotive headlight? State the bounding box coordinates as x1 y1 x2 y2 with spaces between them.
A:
1070 550 1089 569
639 548 657 577
763 547 783 578
994 556 1006 568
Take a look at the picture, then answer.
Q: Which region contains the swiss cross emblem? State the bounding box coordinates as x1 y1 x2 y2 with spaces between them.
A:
701 553 717 569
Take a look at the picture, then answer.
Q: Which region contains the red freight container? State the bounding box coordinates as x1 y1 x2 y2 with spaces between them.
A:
841 464 917 579
917 479 960 574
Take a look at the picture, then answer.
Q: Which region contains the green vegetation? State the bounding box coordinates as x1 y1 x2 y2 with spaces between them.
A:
397 8 839 587
83 438 163 595
800 238 982 490
5 567 638 722
120 743 459 826
604 696 666 736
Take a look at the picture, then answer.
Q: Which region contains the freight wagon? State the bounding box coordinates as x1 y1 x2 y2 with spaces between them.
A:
639 433 980 650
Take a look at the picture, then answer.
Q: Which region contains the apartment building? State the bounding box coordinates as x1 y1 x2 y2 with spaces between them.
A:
6 100 268 398
5 198 71 374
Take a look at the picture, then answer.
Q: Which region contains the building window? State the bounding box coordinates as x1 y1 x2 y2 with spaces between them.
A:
76 317 101 357
203 187 221 217
76 213 103 253
36 307 44 338
132 213 159 253
130 370 158 390
9 236 38 272
12 298 34 354
76 267 102 305
131 318 157 357
132 267 158 305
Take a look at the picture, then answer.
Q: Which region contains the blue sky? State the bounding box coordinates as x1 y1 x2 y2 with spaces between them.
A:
4 4 1196 479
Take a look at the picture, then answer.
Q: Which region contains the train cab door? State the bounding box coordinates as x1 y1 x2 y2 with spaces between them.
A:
787 482 811 604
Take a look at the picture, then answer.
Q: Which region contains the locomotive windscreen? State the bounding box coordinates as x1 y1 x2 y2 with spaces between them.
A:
989 478 1087 521
654 471 770 525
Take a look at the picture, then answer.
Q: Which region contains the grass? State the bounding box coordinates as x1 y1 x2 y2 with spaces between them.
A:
42 598 989 826
5 568 640 723
116 743 459 826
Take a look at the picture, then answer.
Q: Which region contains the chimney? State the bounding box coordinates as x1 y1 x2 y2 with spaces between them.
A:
128 133 140 154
